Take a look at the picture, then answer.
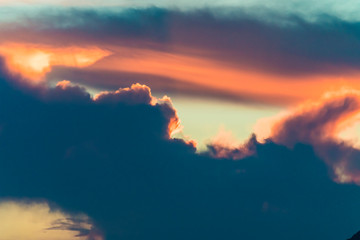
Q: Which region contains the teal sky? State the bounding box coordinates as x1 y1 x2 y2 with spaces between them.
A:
2 0 360 22
167 96 281 150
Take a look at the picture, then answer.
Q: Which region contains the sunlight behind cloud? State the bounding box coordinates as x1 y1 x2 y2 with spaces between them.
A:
0 43 111 83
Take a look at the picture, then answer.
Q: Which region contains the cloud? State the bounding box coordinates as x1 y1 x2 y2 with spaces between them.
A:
348 231 360 240
46 67 270 105
1 58 360 240
3 7 360 105
4 7 360 75
94 83 182 137
0 43 110 82
206 127 257 159
1 0 360 24
251 89 360 184
271 90 360 146
94 83 155 105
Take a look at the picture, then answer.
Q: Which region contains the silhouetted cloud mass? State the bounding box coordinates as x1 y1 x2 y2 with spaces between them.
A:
1 58 360 240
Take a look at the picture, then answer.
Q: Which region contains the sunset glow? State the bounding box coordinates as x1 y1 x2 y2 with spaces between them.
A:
3 2 360 240
88 47 360 105
0 43 111 83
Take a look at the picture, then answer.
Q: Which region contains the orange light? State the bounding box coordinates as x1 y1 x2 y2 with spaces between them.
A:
0 42 111 83
93 47 360 105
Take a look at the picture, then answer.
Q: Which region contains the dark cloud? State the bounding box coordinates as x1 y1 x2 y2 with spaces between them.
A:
1 59 360 240
348 231 360 240
4 7 360 75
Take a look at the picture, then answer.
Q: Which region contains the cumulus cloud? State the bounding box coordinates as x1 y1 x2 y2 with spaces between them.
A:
1 58 360 240
270 90 360 146
206 127 257 159
94 84 155 105
94 83 182 137
269 91 360 183
251 90 360 184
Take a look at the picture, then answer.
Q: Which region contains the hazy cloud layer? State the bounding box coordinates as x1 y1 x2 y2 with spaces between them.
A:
3 8 360 105
4 7 360 74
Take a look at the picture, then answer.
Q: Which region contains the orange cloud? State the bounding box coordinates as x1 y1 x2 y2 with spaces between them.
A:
204 89 360 183
266 89 360 145
2 42 359 106
253 89 360 184
0 43 111 83
90 47 360 105
55 80 72 89
3 41 360 107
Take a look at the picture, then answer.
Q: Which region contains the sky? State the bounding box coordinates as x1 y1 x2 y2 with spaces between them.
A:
2 1 360 240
